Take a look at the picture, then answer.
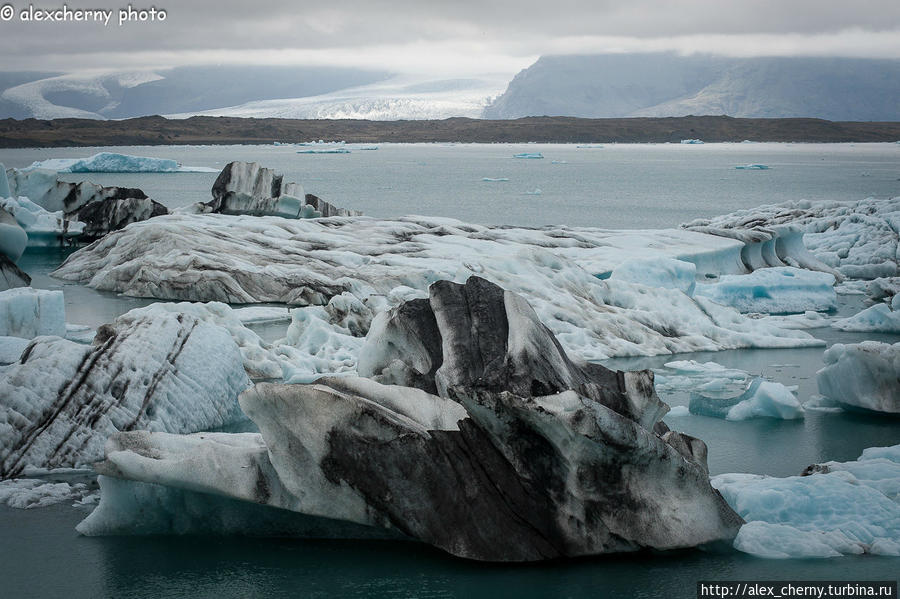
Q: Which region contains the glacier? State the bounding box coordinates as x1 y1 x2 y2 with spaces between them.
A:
24 152 217 173
77 277 743 561
713 444 900 558
816 342 899 414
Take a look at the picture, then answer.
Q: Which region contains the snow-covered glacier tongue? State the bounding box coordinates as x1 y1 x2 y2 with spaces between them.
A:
0 305 250 477
713 444 900 558
78 277 744 561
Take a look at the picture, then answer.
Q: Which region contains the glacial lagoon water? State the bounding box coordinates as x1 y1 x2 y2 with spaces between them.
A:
1 143 898 598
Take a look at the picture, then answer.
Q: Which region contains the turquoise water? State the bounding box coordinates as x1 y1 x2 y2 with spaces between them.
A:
1 143 898 597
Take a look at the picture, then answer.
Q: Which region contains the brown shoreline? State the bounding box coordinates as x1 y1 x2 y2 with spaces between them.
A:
2 115 900 148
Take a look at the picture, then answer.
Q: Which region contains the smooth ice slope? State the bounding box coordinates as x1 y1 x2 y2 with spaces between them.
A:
694 267 837 314
609 258 696 295
25 152 216 173
713 445 900 558
0 208 27 261
0 287 65 338
816 342 899 414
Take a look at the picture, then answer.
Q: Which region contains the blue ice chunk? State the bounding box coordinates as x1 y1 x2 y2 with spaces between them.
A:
513 152 543 159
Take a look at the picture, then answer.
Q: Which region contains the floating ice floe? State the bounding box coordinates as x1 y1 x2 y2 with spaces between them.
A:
576 144 604 149
0 478 95 509
694 267 837 314
524 188 543 195
0 305 250 476
0 287 65 339
296 148 351 154
734 164 770 170
680 139 704 144
713 444 900 558
481 177 509 182
24 152 217 173
750 310 834 330
831 296 900 334
77 278 743 561
513 152 543 159
655 360 804 420
816 342 899 414
51 214 825 376
683 197 899 282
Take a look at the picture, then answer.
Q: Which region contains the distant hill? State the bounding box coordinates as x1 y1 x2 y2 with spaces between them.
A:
0 66 391 120
483 54 900 121
2 115 899 147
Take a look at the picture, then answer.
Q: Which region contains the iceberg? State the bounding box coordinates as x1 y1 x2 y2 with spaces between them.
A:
655 360 804 421
78 278 743 561
0 306 251 476
0 478 94 509
816 342 899 414
680 139 704 144
734 164 770 170
513 152 543 159
6 167 153 214
188 161 360 219
0 288 65 339
481 177 509 182
713 445 900 558
0 196 84 247
523 188 542 195
51 214 824 376
24 152 216 173
694 267 837 314
0 335 31 364
831 297 900 334
684 197 899 282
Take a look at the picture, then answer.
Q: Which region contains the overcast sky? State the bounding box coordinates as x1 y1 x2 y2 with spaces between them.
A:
1 0 899 76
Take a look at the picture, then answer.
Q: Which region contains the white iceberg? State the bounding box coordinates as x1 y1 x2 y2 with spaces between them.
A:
694 267 837 314
0 306 250 476
0 478 94 509
816 341 899 414
513 152 543 159
0 287 65 339
6 166 152 214
0 335 30 364
832 296 900 334
482 177 509 182
296 148 351 154
713 445 900 558
680 139 704 144
24 152 216 173
734 164 770 170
